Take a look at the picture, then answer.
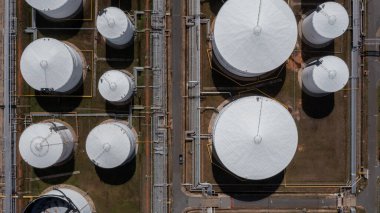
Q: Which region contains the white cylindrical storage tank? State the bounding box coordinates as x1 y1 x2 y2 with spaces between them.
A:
20 38 84 93
96 7 135 48
302 2 349 45
212 96 298 180
98 70 135 103
86 120 137 169
19 120 75 169
301 56 349 96
23 186 94 213
212 0 297 78
25 0 83 20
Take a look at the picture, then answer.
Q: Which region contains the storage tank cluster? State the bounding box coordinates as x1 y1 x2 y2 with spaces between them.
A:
96 7 135 48
23 185 95 213
25 0 83 20
212 0 298 78
20 38 85 94
19 120 137 169
212 96 298 180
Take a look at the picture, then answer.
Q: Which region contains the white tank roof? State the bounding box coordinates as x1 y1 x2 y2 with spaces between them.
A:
212 0 297 77
97 7 132 39
213 96 298 180
304 56 349 93
25 0 82 19
86 122 136 169
311 2 349 40
98 70 134 103
19 122 73 169
43 188 92 213
20 38 82 92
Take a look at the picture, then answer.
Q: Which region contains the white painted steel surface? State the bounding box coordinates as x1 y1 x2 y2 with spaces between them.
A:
20 38 83 93
302 55 349 94
302 2 349 45
212 0 297 77
86 121 136 169
212 96 298 180
25 0 82 19
19 121 74 169
98 70 135 103
96 7 135 47
43 188 92 213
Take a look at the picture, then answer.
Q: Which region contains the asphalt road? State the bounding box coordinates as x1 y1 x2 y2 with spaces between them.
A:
357 0 380 211
171 0 189 212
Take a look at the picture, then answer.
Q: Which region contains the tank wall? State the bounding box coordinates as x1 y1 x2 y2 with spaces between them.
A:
119 73 135 103
113 121 136 163
56 43 83 93
39 0 83 19
301 64 326 94
51 121 75 164
302 12 331 45
107 18 135 47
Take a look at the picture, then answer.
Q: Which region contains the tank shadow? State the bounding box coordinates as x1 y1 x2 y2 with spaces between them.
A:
34 83 84 112
211 155 284 201
94 157 136 185
105 43 135 69
301 90 335 119
111 0 132 10
33 157 75 184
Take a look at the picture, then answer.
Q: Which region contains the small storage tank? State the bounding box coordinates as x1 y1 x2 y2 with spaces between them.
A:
212 96 298 180
301 56 349 96
23 185 94 213
19 120 76 169
96 7 135 48
98 70 135 104
86 120 137 169
20 38 84 93
25 0 83 20
302 2 349 45
212 0 297 78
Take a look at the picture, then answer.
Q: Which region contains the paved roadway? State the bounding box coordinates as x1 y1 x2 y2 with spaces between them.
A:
171 0 189 211
357 0 380 210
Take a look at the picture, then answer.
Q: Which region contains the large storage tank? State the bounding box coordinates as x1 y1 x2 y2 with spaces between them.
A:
86 120 137 169
98 70 135 104
19 120 76 169
301 56 349 96
25 0 83 20
20 38 84 93
23 185 94 213
212 0 297 78
302 2 349 45
96 7 135 48
212 96 298 180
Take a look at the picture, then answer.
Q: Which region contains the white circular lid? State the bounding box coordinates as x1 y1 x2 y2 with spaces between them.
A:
25 0 69 11
312 56 349 93
213 96 298 180
45 188 92 213
312 2 349 39
86 122 133 169
213 0 297 75
98 70 132 102
20 38 74 91
96 7 129 39
19 123 65 168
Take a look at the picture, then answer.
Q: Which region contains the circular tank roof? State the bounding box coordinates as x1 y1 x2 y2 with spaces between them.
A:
23 188 92 213
19 123 66 169
86 122 134 169
20 38 75 91
311 56 349 93
213 96 298 180
98 70 133 102
25 0 69 11
213 0 297 75
97 7 130 39
312 2 349 39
